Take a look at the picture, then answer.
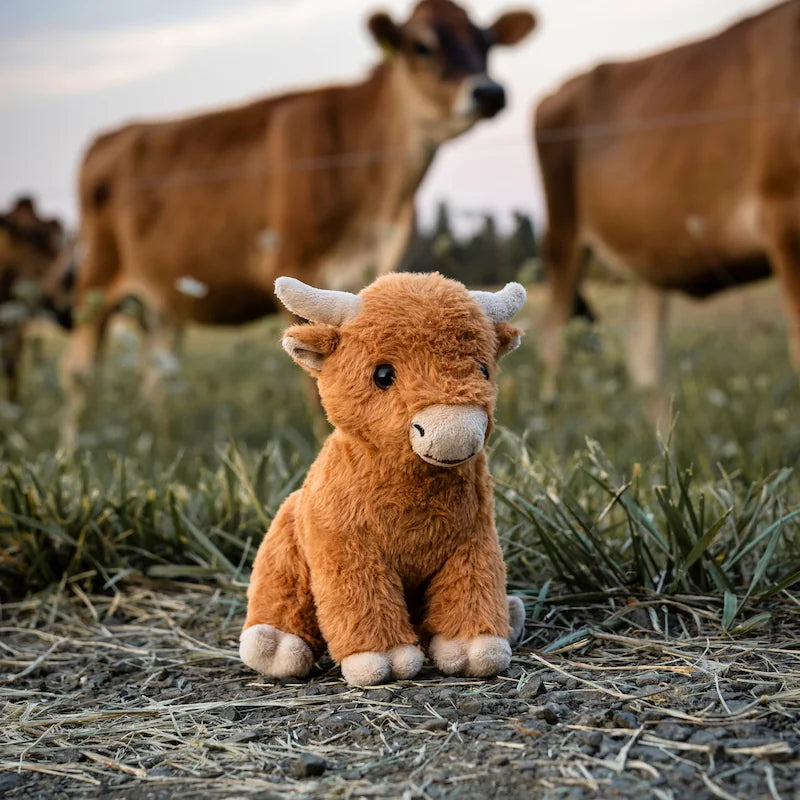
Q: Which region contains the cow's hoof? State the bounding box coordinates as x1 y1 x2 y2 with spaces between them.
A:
429 634 511 677
239 624 313 679
341 644 423 686
341 652 391 686
389 644 424 679
508 595 526 646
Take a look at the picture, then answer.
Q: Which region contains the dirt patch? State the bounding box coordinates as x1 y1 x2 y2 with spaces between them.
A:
1 584 798 799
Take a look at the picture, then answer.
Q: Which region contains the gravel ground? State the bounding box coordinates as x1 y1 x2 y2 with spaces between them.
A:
1 583 799 799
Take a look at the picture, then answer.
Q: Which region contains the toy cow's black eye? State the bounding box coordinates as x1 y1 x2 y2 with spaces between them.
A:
373 364 396 389
479 363 490 380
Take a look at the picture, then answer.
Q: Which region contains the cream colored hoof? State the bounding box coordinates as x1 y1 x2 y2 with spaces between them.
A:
465 635 512 676
341 652 391 686
508 595 526 646
429 634 511 677
341 644 424 686
239 624 313 679
428 635 468 675
389 644 424 679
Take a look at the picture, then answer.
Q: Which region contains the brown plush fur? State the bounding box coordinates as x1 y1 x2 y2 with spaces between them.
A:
242 272 523 682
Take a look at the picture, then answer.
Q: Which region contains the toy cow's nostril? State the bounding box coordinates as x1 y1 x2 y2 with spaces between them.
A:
413 424 425 437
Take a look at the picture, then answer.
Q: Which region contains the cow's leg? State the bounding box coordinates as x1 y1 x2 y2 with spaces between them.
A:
0 324 23 404
309 543 422 686
59 288 119 450
762 206 800 373
241 493 322 679
626 282 670 426
59 217 124 449
540 235 586 399
423 530 513 678
141 307 182 400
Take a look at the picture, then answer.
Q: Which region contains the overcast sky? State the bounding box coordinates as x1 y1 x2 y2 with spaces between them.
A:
0 0 776 233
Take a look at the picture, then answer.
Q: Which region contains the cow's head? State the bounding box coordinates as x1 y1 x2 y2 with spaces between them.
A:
0 197 63 281
276 272 525 468
368 0 536 142
0 197 74 328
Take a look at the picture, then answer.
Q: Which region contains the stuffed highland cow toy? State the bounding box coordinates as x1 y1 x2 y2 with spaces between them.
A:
240 272 526 686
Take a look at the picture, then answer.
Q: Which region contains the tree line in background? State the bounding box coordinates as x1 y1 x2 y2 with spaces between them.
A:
400 201 542 286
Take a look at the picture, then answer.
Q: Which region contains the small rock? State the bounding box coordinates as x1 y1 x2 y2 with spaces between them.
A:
420 717 449 731
489 754 509 767
689 728 728 746
578 730 603 749
642 748 673 763
634 671 665 686
291 754 326 779
457 697 483 715
640 709 664 723
223 728 262 744
723 699 752 714
527 704 558 724
654 723 691 741
327 711 362 730
351 725 372 742
598 740 618 758
577 711 608 728
148 767 173 777
410 689 433 706
217 706 238 722
612 711 638 728
518 676 545 699
515 760 537 774
751 681 781 696
366 688 393 703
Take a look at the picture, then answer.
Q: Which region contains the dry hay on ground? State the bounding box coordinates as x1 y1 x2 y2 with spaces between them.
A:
1 583 799 800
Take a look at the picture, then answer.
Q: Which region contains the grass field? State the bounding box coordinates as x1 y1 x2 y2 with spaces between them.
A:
2 279 799 603
1 278 799 798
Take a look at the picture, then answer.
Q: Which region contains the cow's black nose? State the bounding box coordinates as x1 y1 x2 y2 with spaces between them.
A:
473 83 506 117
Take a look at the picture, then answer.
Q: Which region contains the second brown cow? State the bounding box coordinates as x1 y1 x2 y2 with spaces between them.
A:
535 0 800 396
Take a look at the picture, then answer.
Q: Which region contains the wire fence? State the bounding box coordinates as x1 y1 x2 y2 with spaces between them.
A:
7 97 800 201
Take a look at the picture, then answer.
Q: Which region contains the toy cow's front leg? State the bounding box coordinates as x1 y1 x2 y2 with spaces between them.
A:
423 522 519 677
309 541 423 686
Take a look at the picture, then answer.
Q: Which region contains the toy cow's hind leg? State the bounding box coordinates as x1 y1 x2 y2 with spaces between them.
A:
240 492 323 679
423 526 517 678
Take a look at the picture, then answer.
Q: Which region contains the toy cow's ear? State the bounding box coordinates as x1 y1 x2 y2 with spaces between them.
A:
282 324 340 375
495 322 522 359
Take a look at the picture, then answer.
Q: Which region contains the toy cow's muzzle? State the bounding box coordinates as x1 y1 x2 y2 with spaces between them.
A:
409 404 488 467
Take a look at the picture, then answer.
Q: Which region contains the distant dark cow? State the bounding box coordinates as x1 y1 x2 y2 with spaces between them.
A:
62 0 535 438
0 197 69 403
535 0 800 395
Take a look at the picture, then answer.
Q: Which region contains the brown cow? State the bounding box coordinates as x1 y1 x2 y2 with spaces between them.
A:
534 0 800 398
0 197 69 403
62 0 536 439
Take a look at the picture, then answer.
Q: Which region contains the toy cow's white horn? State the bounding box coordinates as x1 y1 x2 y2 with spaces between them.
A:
274 276 362 325
470 282 526 322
